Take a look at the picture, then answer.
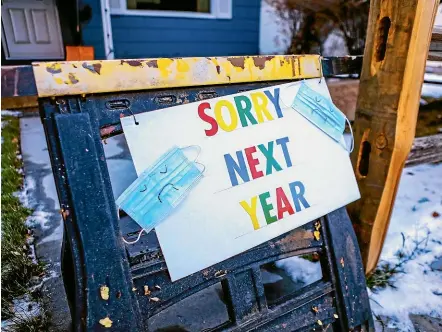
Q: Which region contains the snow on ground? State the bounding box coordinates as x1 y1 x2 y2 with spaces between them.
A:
276 256 322 284
277 163 442 331
19 117 71 329
1 295 42 329
25 210 56 231
424 73 442 84
421 83 442 100
369 163 442 330
17 176 36 209
1 110 22 117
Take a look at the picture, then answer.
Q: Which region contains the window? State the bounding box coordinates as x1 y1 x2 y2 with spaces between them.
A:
110 0 232 19
127 0 210 13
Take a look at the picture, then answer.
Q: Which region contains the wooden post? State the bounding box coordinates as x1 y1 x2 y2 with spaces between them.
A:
348 0 438 274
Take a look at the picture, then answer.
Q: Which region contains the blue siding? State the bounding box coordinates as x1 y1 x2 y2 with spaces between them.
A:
82 0 106 59
82 0 260 59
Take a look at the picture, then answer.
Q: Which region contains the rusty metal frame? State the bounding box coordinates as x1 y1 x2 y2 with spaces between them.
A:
1 56 362 110
39 81 373 330
32 55 321 97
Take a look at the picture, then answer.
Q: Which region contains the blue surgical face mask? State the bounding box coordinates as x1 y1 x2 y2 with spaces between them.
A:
291 81 353 152
116 146 204 234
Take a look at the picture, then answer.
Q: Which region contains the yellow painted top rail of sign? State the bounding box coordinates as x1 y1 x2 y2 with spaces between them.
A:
32 55 321 97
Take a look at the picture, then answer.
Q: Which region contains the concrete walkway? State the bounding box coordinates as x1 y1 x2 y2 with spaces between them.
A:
20 116 70 331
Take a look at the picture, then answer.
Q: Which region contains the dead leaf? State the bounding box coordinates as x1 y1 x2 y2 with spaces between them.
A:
100 286 109 300
313 230 321 241
132 287 137 292
312 306 319 313
333 314 339 319
432 211 440 218
60 209 70 220
314 221 321 231
317 319 323 326
99 317 113 328
144 285 151 296
150 297 160 302
12 137 18 144
340 257 345 267
155 285 161 290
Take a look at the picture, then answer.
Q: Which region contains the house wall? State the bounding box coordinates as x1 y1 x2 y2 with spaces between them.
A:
82 0 260 60
82 0 106 59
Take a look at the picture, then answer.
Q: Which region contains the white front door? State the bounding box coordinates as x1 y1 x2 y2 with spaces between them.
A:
1 0 64 60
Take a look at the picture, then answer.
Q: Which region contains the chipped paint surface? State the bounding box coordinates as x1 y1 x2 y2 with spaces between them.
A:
313 221 321 241
32 55 321 97
100 285 110 300
99 317 113 328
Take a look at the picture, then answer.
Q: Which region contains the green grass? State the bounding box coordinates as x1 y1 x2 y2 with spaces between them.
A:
1 116 49 330
366 231 430 291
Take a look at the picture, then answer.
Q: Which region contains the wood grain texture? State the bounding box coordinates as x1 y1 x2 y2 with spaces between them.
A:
406 133 442 167
348 0 438 274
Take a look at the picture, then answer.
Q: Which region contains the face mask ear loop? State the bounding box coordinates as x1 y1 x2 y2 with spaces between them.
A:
195 161 206 173
278 80 305 110
346 117 354 153
117 206 146 245
122 229 145 245
182 145 206 173
182 145 201 161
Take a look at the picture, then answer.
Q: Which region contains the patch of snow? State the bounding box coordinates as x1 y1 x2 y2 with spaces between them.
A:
15 176 36 209
1 110 22 117
370 163 442 330
434 4 442 26
421 83 442 99
29 269 59 293
42 173 59 208
25 210 53 230
275 256 322 285
1 294 42 328
2 120 9 128
38 221 63 245
424 73 442 84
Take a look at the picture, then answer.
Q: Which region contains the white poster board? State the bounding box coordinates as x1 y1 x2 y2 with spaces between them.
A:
120 79 360 281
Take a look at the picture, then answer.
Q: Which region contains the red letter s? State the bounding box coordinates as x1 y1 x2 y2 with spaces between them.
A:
198 102 218 137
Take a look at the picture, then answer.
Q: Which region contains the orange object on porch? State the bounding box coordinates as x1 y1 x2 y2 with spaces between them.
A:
65 46 95 61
